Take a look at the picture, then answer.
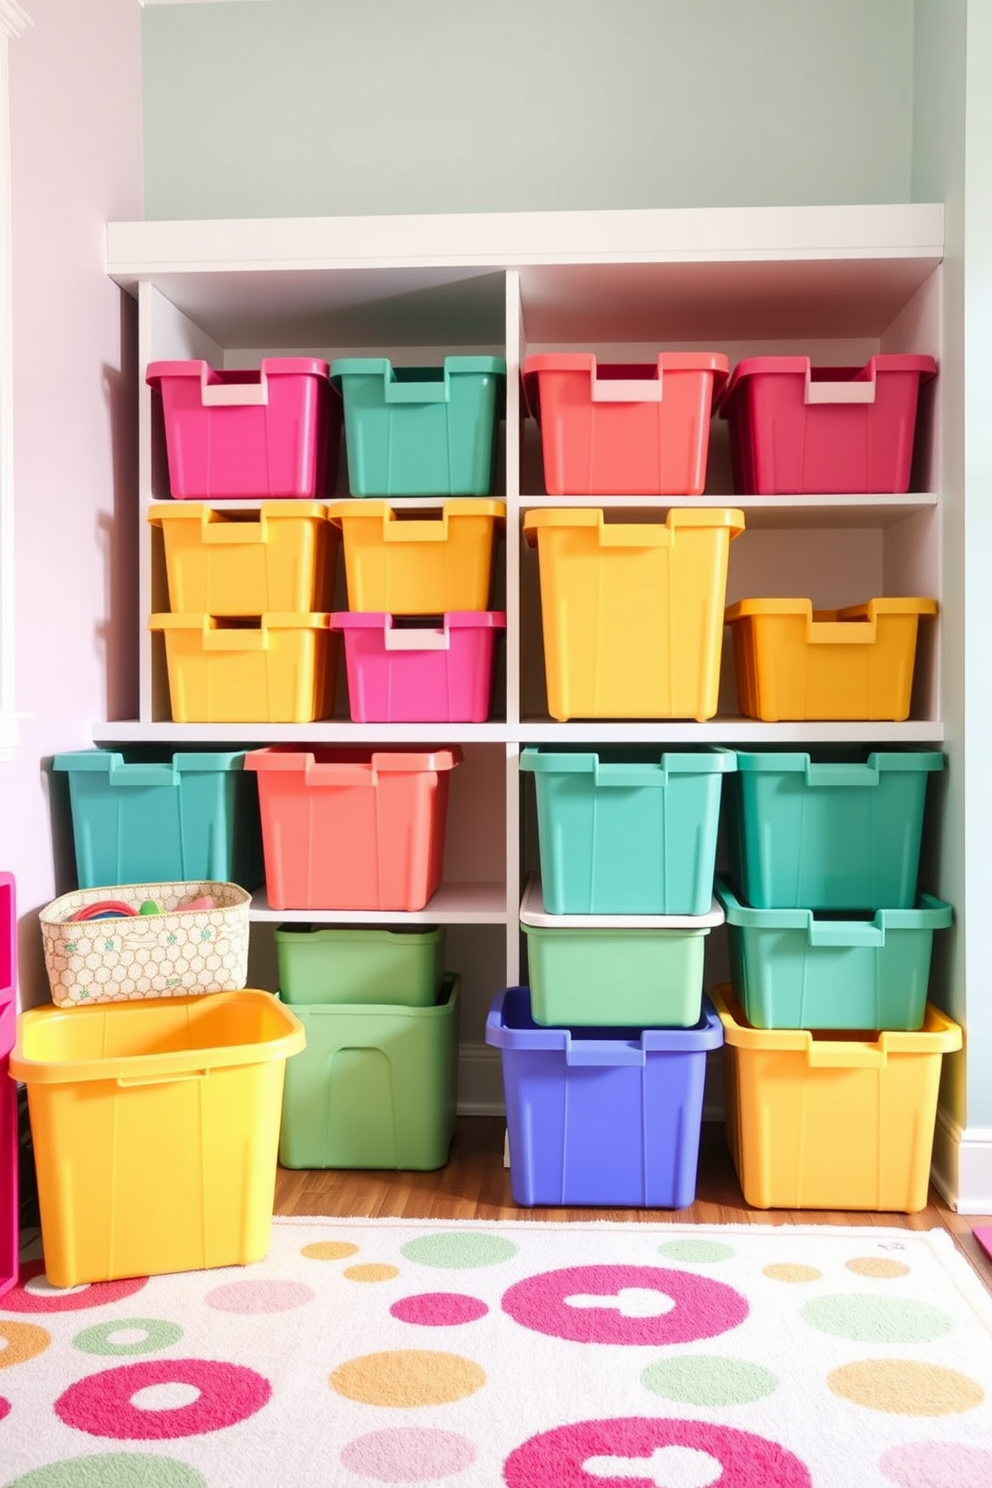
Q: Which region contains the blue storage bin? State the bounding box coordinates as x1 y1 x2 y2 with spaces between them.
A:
52 748 263 890
520 746 736 916
716 878 953 1031
485 985 723 1207
725 748 944 911
330 356 506 498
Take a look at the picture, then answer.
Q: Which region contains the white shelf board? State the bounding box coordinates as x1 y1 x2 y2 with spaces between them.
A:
519 494 937 531
91 721 513 745
249 882 507 925
517 718 945 744
520 875 724 929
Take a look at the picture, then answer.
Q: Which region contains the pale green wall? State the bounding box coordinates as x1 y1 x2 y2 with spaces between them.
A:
141 0 916 219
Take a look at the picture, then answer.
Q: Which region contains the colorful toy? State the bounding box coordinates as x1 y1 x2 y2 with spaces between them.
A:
68 900 137 923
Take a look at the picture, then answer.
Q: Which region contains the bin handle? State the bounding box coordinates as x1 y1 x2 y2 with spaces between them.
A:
566 1043 646 1067
382 514 449 544
200 368 269 408
384 625 451 653
597 524 675 550
200 519 266 546
806 1042 886 1069
807 618 878 646
805 762 880 787
807 920 885 948
591 374 662 404
108 764 180 789
593 763 669 788
117 1071 209 1088
384 375 450 405
201 625 268 652
805 368 876 405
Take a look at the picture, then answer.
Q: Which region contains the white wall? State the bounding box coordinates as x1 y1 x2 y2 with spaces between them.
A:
4 0 143 1006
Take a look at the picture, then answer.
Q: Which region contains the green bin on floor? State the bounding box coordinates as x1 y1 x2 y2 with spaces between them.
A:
274 925 445 1006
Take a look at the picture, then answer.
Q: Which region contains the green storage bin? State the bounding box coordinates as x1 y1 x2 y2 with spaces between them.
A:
330 356 506 497
51 748 263 891
278 974 459 1170
715 878 953 1031
725 748 944 910
520 746 736 916
520 877 722 1027
274 924 445 1005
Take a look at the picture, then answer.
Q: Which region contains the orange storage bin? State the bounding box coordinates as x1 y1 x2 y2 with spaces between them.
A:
726 597 937 722
523 353 729 496
244 746 462 911
328 500 504 615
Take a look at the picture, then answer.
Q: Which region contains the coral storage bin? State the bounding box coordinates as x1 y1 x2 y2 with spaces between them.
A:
1 873 16 1298
715 879 952 1031
520 876 722 1028
717 354 937 494
245 746 461 911
329 500 504 615
40 880 251 1007
521 745 735 915
9 991 305 1286
52 748 263 891
486 985 723 1207
146 358 339 501
523 353 729 496
149 612 338 723
278 975 458 1170
331 610 505 723
149 502 338 615
725 748 944 911
275 924 445 1006
330 356 505 497
524 507 744 721
726 597 937 722
710 982 961 1212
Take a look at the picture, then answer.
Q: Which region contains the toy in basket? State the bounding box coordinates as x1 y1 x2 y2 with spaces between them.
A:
40 880 251 1006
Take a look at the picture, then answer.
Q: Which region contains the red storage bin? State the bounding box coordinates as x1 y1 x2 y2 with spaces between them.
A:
717 354 937 495
146 358 340 501
523 352 729 496
244 746 462 911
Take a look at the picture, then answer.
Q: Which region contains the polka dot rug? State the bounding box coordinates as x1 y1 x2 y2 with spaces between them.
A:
2 1218 992 1486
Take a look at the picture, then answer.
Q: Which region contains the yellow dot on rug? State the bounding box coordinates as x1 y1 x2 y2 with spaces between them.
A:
0 1321 51 1367
828 1359 985 1415
763 1264 822 1283
343 1264 399 1283
846 1257 910 1278
301 1241 360 1261
330 1350 486 1407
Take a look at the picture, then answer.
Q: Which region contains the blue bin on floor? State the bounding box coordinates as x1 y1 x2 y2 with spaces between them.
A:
485 985 723 1208
52 748 263 890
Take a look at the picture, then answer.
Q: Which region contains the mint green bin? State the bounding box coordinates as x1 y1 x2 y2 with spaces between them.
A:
274 925 445 1006
330 357 506 497
278 975 459 1170
716 879 953 1031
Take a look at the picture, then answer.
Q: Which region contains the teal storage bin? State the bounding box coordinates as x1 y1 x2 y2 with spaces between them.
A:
330 356 506 497
726 748 944 910
52 748 263 891
274 924 445 1006
278 974 459 1170
715 878 953 1030
520 746 736 915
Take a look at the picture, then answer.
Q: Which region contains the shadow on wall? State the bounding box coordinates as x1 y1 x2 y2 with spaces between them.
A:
97 288 140 724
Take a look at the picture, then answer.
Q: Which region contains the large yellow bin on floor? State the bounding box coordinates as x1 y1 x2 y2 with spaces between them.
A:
10 991 305 1286
711 982 961 1213
523 507 745 721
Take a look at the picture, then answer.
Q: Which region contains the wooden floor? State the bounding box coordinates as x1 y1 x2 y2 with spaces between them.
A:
275 1116 992 1293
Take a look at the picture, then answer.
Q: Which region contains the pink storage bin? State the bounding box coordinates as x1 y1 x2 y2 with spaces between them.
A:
331 611 505 723
717 354 937 494
0 871 16 1298
146 358 340 501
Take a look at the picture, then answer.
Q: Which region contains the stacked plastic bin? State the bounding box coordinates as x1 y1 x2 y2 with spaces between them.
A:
712 747 960 1213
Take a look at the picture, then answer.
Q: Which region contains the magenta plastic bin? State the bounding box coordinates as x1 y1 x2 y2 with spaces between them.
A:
146 358 340 501
717 354 937 494
330 611 505 723
0 871 16 1298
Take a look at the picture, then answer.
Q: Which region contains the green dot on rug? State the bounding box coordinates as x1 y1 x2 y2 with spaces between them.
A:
657 1239 735 1264
5 1454 207 1488
641 1355 779 1406
801 1294 953 1343
400 1232 518 1269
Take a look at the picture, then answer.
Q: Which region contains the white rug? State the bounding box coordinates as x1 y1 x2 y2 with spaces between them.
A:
2 1217 992 1486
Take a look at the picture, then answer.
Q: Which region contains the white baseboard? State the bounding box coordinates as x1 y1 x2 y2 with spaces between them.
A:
930 1108 992 1214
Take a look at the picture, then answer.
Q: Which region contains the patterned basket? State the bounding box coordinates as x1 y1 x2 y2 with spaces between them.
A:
40 881 251 1006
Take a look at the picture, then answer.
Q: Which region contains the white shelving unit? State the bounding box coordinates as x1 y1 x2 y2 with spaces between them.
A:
102 202 947 1114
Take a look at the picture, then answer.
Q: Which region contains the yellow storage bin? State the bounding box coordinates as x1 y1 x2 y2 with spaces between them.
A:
9 990 306 1285
328 499 505 614
149 501 338 615
523 507 744 721
726 596 937 721
149 612 338 723
710 983 961 1213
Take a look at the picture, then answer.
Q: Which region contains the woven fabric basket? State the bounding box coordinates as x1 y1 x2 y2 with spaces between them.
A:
40 881 251 1006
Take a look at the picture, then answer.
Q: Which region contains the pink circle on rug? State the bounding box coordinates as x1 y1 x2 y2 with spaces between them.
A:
389 1294 488 1327
340 1426 476 1482
0 1396 9 1422
501 1266 748 1345
880 1441 992 1486
204 1280 315 1314
55 1359 271 1440
504 1417 812 1487
2 1262 147 1313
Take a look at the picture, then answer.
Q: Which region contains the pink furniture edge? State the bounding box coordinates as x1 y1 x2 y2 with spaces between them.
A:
1 870 17 1297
